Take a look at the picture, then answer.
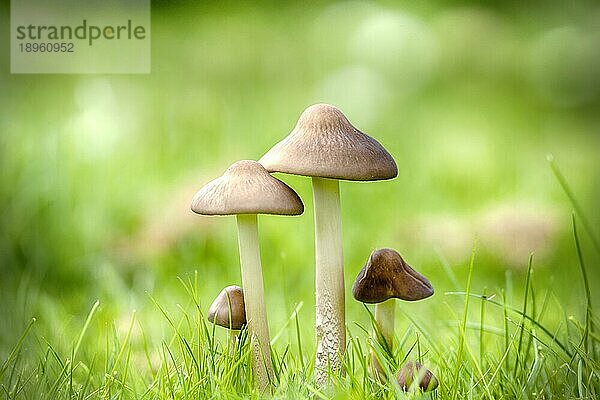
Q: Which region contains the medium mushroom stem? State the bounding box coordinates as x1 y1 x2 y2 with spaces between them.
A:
312 177 345 386
374 300 395 350
229 329 239 354
236 214 273 393
371 300 395 380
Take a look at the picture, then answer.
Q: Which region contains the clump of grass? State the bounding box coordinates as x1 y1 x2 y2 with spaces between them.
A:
2 229 598 399
1 160 598 399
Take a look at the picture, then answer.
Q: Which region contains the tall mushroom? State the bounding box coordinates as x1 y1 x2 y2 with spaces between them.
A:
208 285 246 347
191 160 304 392
260 104 397 385
352 248 433 379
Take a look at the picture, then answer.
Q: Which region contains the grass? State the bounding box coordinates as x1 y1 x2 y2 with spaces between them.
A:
1 208 598 399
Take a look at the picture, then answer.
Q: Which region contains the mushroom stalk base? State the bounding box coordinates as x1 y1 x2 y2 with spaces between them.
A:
237 214 273 393
372 300 395 380
228 330 239 355
312 177 345 387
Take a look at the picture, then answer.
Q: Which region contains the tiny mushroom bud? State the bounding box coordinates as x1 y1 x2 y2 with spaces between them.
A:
260 104 397 386
192 160 304 392
352 249 433 380
396 361 439 392
208 285 246 330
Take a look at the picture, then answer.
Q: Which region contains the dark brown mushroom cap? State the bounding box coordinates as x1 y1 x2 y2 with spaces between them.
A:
259 104 398 181
396 361 438 391
207 285 246 330
191 160 304 216
352 248 434 303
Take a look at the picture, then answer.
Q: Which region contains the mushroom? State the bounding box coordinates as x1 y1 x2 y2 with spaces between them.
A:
208 285 246 347
191 160 304 392
259 104 397 385
396 361 438 391
352 248 433 379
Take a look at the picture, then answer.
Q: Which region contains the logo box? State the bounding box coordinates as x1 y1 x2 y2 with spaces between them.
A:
11 0 151 74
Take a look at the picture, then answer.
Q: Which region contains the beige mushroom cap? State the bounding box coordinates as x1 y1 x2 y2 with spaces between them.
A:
352 248 434 303
191 160 304 216
259 104 398 181
207 285 246 330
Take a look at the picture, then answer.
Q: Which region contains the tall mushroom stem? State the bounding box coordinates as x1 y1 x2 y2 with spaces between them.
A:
312 177 345 386
236 214 273 393
372 300 395 379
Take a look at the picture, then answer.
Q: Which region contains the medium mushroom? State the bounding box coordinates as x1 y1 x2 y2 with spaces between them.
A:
208 285 246 347
352 248 433 379
259 104 397 385
191 160 304 392
396 361 438 391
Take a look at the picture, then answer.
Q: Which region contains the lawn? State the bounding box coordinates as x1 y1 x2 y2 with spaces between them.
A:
1 1 599 398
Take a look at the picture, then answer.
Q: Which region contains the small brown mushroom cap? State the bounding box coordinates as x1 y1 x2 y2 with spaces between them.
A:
191 160 304 216
259 104 397 181
396 361 438 391
207 285 246 330
352 248 434 303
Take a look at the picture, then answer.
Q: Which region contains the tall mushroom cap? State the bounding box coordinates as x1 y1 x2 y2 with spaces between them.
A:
352 248 434 303
191 160 304 216
259 104 398 181
208 285 247 330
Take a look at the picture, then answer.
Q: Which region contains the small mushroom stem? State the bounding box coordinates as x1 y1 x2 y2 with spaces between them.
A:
236 214 273 393
229 329 239 353
371 300 395 379
375 300 395 350
312 177 345 386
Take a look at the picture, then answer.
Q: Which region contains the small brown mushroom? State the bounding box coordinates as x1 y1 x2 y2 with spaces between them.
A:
208 285 246 330
396 361 438 391
352 249 433 379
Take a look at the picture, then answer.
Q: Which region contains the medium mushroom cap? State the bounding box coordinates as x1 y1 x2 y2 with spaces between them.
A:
259 104 397 181
191 160 304 216
397 361 438 391
352 248 434 303
208 285 246 330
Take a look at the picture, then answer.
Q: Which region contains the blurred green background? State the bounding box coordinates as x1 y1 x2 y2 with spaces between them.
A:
1 0 599 367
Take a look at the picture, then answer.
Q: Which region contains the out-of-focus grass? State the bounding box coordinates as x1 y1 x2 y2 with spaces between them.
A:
0 1 599 398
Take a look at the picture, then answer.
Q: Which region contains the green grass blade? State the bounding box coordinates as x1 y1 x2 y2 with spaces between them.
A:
0 318 36 380
451 243 476 400
549 155 600 253
73 300 100 360
513 254 534 377
572 213 595 356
